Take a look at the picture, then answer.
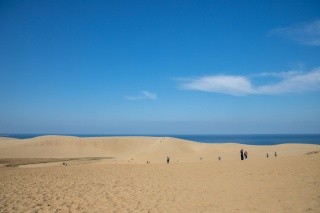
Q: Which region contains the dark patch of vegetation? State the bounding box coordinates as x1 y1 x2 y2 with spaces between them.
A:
304 150 320 155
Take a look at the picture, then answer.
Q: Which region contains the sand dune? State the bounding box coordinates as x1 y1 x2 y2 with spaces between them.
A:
0 136 319 164
0 136 319 212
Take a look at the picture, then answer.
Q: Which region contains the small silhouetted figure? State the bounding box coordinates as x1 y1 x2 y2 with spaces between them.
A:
275 152 277 157
218 156 221 161
244 151 248 159
167 157 170 164
267 153 269 158
240 149 244 160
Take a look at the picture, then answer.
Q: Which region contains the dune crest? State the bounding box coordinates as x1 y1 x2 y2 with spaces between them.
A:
0 136 319 164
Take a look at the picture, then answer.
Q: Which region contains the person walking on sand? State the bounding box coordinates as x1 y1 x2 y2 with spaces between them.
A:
267 153 269 158
167 156 170 164
275 152 277 157
244 151 248 159
218 156 221 161
240 149 244 160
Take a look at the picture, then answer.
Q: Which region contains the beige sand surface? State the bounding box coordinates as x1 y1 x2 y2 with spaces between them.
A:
0 136 319 163
0 136 319 212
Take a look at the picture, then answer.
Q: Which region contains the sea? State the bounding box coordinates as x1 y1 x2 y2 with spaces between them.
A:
1 134 320 145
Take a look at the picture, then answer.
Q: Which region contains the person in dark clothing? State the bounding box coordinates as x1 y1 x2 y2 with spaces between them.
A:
267 153 269 158
240 149 244 160
244 151 248 159
167 157 170 164
275 152 277 157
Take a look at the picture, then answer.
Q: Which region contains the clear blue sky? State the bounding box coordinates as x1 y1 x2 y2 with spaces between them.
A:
1 0 320 134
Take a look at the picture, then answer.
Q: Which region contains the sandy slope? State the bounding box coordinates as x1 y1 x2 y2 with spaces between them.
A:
0 136 319 212
0 155 319 212
0 136 319 163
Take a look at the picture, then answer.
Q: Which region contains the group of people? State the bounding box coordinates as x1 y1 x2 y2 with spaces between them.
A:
266 152 277 158
240 149 248 160
240 149 278 160
164 150 277 163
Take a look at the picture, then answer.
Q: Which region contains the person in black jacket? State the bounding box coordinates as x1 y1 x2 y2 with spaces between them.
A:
240 149 244 160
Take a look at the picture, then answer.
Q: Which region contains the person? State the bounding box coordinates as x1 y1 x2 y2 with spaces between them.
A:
167 156 170 164
218 156 221 161
240 149 244 160
244 151 248 159
266 153 269 158
275 152 277 157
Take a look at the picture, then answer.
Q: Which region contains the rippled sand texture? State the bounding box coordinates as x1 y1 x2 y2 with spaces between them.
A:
0 136 319 212
1 154 319 212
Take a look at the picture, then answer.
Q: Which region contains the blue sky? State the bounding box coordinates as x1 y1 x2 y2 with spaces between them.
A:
0 0 320 134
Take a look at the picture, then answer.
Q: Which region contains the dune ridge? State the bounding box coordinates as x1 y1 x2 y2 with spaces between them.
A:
0 135 319 164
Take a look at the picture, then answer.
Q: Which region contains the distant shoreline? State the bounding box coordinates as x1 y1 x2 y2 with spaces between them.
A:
1 134 320 145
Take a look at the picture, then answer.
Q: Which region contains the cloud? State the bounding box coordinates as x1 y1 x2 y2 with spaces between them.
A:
269 20 320 46
180 75 254 96
256 69 320 94
179 68 320 96
125 91 157 100
259 70 304 78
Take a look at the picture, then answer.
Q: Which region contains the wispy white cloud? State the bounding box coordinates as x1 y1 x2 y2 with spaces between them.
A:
125 91 157 100
259 70 304 78
256 69 320 94
179 68 320 96
269 20 320 46
180 75 254 96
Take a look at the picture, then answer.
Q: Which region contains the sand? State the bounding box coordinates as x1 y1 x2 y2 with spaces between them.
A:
0 136 319 212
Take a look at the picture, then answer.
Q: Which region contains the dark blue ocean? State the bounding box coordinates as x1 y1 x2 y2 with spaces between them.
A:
1 134 320 145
